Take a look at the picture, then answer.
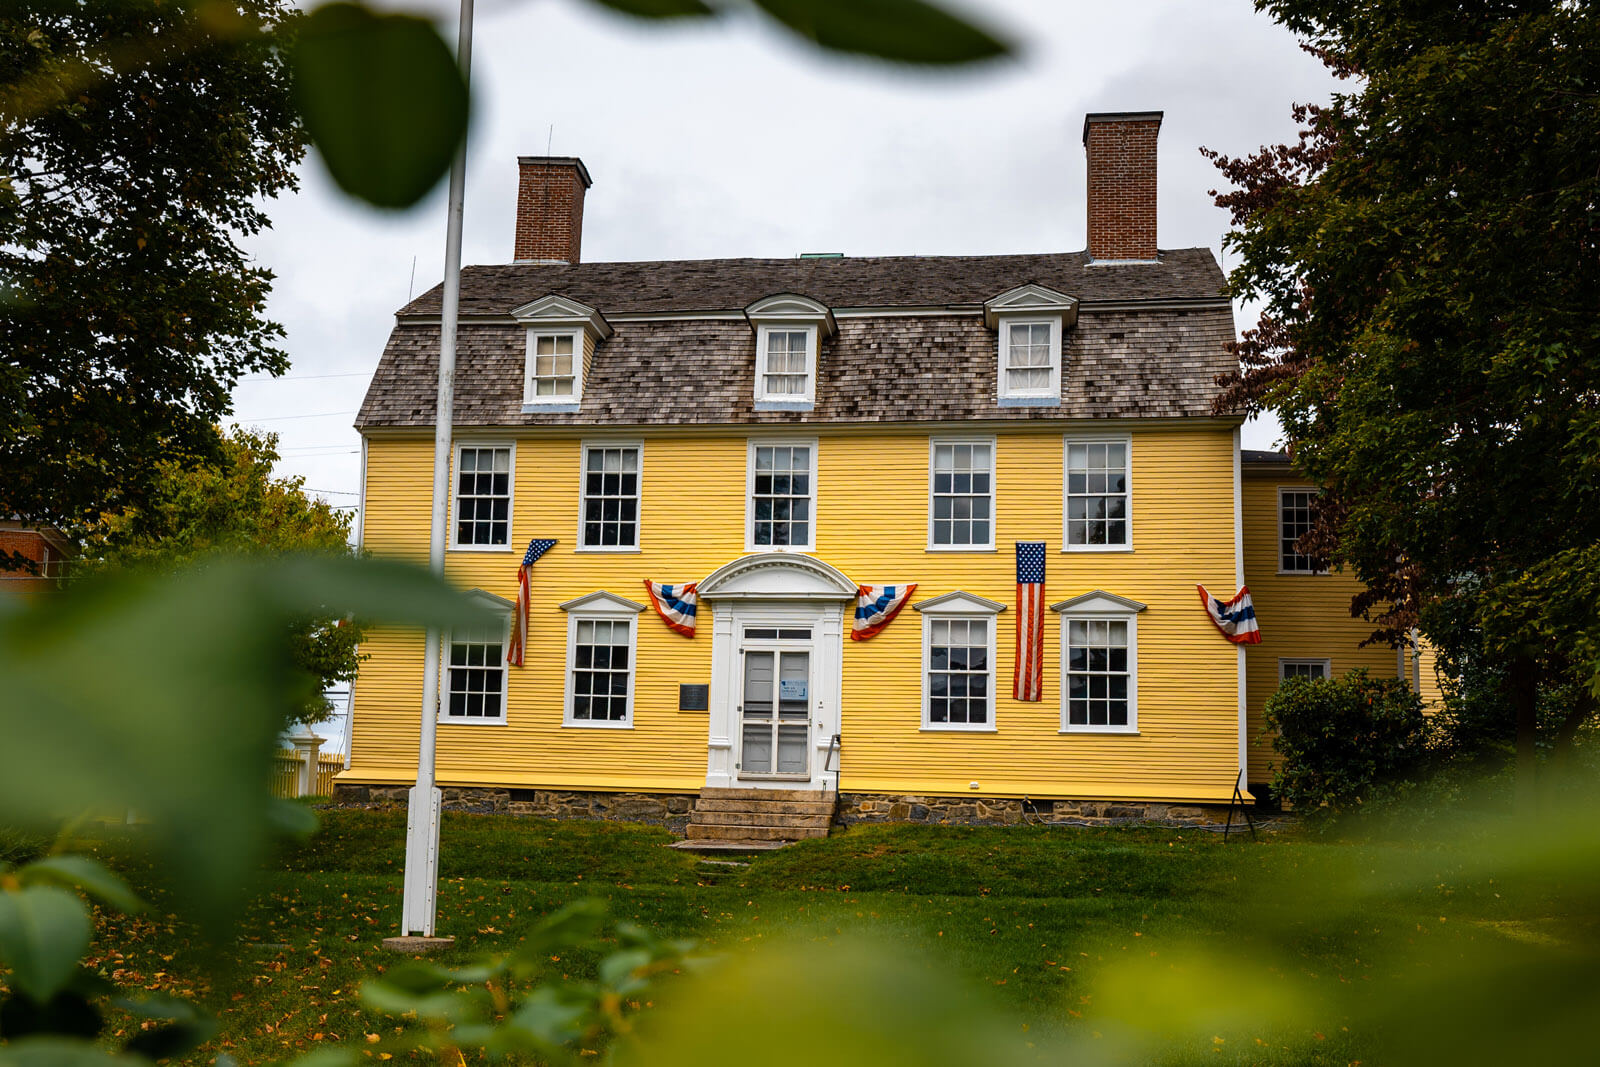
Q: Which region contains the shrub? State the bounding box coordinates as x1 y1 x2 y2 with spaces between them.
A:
1264 669 1430 815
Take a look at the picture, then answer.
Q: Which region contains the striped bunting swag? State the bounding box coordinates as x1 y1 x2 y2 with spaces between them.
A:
643 581 699 637
507 538 558 666
1197 584 1262 644
852 584 917 641
1014 542 1046 701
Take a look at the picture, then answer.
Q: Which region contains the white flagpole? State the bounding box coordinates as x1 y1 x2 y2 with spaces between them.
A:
399 0 475 943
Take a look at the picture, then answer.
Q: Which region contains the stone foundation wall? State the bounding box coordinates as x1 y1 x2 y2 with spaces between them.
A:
836 792 1238 827
331 784 695 834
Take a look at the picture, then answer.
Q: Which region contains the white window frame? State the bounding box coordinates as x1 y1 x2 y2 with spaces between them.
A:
1062 434 1133 553
920 611 999 733
576 439 643 553
563 607 639 730
523 327 584 406
1277 486 1327 574
1278 658 1332 683
754 324 818 406
927 436 997 552
449 440 515 552
1056 601 1140 735
745 438 819 553
440 597 513 726
997 316 1062 402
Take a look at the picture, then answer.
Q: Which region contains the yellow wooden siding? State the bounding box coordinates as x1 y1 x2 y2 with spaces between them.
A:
1241 472 1406 784
349 426 1243 802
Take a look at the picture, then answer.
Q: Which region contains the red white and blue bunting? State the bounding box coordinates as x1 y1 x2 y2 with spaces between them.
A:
852 584 917 642
1197 584 1262 644
643 581 699 637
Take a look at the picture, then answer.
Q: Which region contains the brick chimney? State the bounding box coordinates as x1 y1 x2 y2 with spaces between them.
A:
1082 112 1162 262
514 156 591 264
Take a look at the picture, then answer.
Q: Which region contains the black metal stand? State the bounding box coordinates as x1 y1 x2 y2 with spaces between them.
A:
1223 771 1257 841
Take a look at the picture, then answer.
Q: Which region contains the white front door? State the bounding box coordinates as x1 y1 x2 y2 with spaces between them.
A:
738 628 813 780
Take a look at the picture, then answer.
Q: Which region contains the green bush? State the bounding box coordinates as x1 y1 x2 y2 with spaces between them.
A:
1264 669 1430 815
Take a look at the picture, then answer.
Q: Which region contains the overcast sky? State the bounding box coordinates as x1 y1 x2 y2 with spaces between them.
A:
230 0 1343 511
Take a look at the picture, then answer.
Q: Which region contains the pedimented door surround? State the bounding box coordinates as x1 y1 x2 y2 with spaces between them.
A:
699 553 854 791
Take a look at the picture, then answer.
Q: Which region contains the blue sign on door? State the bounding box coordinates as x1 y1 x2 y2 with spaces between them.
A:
779 679 807 701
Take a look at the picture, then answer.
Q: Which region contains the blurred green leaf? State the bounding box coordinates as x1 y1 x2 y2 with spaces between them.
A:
123 1017 218 1061
0 555 488 938
266 798 321 839
513 898 609 961
109 992 205 1023
0 1036 148 1066
0 989 103 1042
504 986 589 1048
292 3 469 209
751 0 1009 64
598 947 653 989
590 0 714 16
19 856 145 915
0 888 91 1003
359 978 484 1022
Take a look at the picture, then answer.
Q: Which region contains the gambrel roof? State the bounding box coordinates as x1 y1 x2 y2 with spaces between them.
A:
356 248 1235 431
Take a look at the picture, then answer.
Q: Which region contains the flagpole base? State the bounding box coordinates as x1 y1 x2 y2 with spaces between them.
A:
399 784 443 937
382 935 457 954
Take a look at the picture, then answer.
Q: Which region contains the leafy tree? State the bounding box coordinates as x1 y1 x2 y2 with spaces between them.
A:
1205 1 1600 779
0 0 305 539
83 427 362 725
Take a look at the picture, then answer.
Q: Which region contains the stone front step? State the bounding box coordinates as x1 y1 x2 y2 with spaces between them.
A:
691 810 831 829
685 823 829 842
696 787 830 803
693 797 834 816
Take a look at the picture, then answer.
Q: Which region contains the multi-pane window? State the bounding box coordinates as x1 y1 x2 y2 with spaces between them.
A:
1065 618 1132 729
930 440 994 548
926 618 991 727
1279 489 1323 572
750 443 813 549
454 445 511 547
760 329 812 399
581 445 640 548
570 618 632 724
1065 439 1129 548
528 333 577 398
445 625 506 721
1003 321 1055 396
1280 659 1329 682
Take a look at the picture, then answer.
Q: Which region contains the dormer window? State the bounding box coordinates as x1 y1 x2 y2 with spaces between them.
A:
511 294 612 413
984 284 1078 406
745 294 836 411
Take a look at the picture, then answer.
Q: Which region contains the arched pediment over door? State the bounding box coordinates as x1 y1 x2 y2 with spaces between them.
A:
697 552 858 601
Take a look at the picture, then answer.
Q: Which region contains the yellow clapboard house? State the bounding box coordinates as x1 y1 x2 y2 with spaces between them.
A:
342 113 1435 831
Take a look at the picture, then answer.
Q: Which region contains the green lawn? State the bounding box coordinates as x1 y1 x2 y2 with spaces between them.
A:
60 807 1576 1065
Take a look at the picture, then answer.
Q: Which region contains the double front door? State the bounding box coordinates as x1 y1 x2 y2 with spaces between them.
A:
739 627 812 779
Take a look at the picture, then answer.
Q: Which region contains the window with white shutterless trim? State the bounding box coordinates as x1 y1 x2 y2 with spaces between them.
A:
1064 436 1131 550
578 441 641 550
441 592 513 725
451 442 513 550
756 325 817 404
1278 487 1326 573
747 439 817 551
914 591 1005 732
560 592 645 728
1279 658 1331 683
1053 591 1144 735
999 319 1061 400
929 438 995 550
527 330 580 400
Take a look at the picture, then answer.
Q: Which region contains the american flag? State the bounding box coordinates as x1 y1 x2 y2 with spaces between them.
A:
506 538 558 666
1014 542 1046 701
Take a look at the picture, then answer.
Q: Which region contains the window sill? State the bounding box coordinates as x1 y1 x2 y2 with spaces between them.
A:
1276 569 1330 576
437 716 507 726
1059 727 1139 736
920 725 998 733
563 720 634 730
754 399 815 412
575 546 641 554
744 545 816 555
926 545 997 553
1062 545 1133 554
449 544 515 553
998 395 1061 407
522 401 581 414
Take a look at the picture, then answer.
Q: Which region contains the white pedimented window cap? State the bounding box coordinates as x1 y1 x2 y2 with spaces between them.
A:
463 588 517 613
983 283 1079 330
1051 590 1147 614
697 551 857 600
558 590 646 614
743 293 837 338
913 590 1008 614
510 293 613 339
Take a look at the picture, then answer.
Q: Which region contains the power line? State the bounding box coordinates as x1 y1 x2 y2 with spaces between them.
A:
230 410 357 422
305 488 359 496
